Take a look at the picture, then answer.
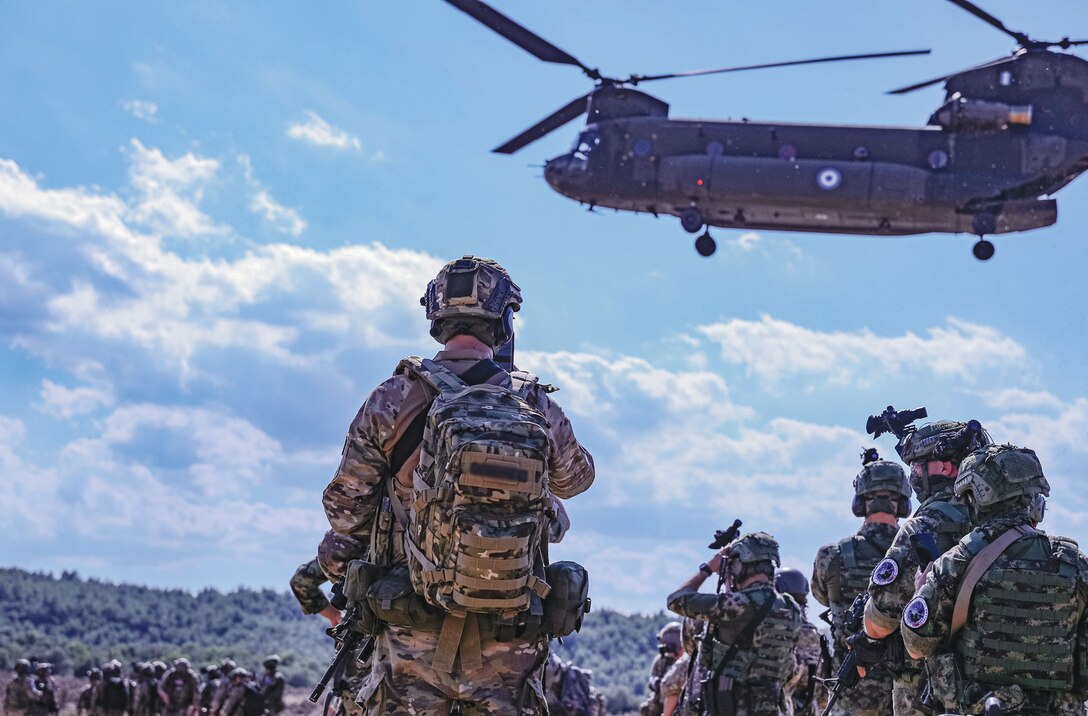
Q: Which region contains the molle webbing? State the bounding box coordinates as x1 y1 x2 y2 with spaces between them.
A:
956 530 1080 692
925 500 973 549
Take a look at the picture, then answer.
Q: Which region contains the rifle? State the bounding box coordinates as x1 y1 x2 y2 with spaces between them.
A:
309 497 394 704
818 593 868 716
707 519 743 594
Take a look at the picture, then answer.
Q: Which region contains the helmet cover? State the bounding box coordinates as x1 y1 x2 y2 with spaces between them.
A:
955 444 1050 513
727 531 781 566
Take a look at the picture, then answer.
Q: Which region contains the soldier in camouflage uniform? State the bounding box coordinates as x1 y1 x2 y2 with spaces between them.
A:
901 444 1088 715
258 658 284 716
641 622 683 716
859 420 991 715
5 660 41 716
158 659 199 716
198 667 220 716
290 557 344 627
668 532 802 715
320 256 595 715
94 661 131 716
30 663 58 716
775 569 824 716
543 654 606 716
208 659 235 716
78 669 103 716
812 455 911 715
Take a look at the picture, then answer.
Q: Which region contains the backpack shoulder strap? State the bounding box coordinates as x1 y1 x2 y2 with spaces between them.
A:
951 524 1035 634
840 536 857 572
709 590 778 682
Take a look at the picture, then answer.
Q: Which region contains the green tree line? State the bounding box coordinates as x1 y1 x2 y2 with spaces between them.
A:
0 568 664 709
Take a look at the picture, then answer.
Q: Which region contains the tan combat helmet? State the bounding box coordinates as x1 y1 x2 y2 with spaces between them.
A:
421 256 522 345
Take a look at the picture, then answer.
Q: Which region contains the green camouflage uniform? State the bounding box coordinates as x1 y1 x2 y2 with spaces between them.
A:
812 522 899 716
159 668 199 716
5 674 41 716
668 582 802 716
544 654 606 716
322 346 595 715
902 510 1088 715
864 488 973 715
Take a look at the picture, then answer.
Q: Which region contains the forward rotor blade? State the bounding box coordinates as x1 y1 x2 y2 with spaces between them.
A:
493 93 590 154
946 0 1031 45
887 55 1013 95
628 50 931 84
443 0 596 77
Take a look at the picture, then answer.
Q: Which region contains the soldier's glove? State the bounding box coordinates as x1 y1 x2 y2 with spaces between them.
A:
847 631 889 668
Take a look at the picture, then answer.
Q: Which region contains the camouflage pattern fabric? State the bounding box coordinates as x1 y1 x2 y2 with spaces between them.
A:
199 679 218 715
639 652 678 716
322 347 594 566
159 668 198 716
218 682 246 716
78 683 99 716
660 652 688 701
133 678 160 716
784 620 822 716
5 674 41 716
210 677 232 716
258 672 284 715
290 558 332 615
902 510 1088 715
667 582 802 715
92 677 131 716
812 522 898 716
28 676 57 716
354 624 549 715
864 487 973 713
543 654 603 716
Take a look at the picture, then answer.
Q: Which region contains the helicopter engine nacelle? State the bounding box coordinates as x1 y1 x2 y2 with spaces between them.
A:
931 95 1033 132
587 86 669 123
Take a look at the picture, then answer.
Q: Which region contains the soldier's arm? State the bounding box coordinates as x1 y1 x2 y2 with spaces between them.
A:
1073 550 1088 696
900 548 962 659
864 515 932 637
535 391 595 499
809 544 835 608
290 558 331 615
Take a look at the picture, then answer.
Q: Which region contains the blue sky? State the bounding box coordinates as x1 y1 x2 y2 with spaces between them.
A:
3 1 1088 614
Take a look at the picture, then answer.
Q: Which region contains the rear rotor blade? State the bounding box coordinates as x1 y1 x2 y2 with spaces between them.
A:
493 93 590 154
444 0 598 78
628 50 931 84
946 0 1031 45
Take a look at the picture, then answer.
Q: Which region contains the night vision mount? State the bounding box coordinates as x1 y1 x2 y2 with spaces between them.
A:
866 405 928 439
860 448 881 466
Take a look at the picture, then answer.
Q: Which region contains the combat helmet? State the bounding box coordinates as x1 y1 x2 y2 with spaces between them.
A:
218 658 236 673
897 420 992 501
15 659 30 675
727 532 781 566
852 455 911 518
229 668 251 680
774 568 810 598
955 444 1050 522
262 655 280 669
88 668 103 681
421 256 522 346
657 621 682 656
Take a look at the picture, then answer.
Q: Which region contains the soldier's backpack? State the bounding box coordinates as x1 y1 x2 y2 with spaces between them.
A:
242 684 266 716
102 678 129 711
394 357 555 670
557 663 595 716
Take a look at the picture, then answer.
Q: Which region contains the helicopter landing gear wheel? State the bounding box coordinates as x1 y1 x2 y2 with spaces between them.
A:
680 208 704 234
695 232 716 257
972 239 995 261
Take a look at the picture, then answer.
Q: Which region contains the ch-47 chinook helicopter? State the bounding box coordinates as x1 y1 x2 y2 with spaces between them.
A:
444 0 1088 260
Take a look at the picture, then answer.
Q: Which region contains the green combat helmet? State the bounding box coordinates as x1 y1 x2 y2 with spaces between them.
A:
852 453 911 518
657 621 682 656
262 655 280 669
728 532 782 566
15 659 30 675
955 444 1050 522
897 420 992 501
421 256 522 346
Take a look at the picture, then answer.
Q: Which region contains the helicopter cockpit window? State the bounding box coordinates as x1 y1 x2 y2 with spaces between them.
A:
571 129 599 160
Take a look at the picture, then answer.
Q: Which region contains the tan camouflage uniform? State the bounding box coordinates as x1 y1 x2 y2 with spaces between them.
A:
660 653 689 715
291 558 333 615
902 511 1088 715
864 487 973 716
158 669 198 716
78 682 100 716
668 582 802 716
322 345 594 715
5 673 41 716
641 653 679 716
217 682 248 716
812 522 898 716
784 620 823 716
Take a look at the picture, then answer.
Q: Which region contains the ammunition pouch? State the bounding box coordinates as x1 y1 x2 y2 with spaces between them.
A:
343 560 387 635
364 566 445 633
924 651 963 710
540 560 591 638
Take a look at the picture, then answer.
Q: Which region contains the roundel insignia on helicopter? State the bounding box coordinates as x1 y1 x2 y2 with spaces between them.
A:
817 168 842 190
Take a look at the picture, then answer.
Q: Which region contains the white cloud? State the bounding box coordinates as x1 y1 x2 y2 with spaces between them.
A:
729 231 762 251
250 189 306 237
0 150 440 373
38 379 116 418
0 416 60 537
699 315 1026 386
121 99 159 122
287 111 362 151
981 387 1063 411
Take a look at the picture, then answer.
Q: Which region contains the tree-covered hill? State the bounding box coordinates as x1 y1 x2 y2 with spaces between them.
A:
0 567 664 710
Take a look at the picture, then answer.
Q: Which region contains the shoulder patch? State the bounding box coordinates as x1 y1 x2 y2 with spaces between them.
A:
904 597 929 629
872 558 899 586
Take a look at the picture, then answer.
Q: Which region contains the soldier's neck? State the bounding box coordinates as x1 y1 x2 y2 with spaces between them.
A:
864 513 898 526
444 334 494 356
